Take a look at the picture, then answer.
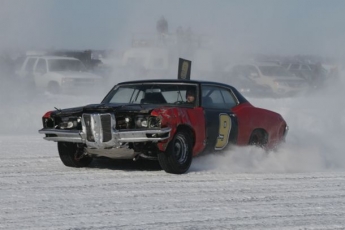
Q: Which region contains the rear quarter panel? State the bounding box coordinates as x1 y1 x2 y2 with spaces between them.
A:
232 102 287 148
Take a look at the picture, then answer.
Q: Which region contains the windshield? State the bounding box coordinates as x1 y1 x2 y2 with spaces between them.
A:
259 66 295 77
48 59 85 72
102 83 198 106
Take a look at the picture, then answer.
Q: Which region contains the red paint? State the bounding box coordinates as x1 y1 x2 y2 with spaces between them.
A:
43 111 53 119
152 107 206 156
232 102 287 148
152 101 287 155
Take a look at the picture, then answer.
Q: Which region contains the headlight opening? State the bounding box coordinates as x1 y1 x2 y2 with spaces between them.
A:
135 115 161 129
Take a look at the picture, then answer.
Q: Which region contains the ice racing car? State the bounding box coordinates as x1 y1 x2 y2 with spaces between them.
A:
39 79 288 174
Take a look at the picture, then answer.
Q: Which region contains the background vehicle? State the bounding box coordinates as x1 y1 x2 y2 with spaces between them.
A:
280 62 328 89
16 56 102 94
39 79 288 174
229 62 309 97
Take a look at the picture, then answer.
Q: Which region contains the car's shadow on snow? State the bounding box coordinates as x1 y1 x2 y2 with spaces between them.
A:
89 158 163 172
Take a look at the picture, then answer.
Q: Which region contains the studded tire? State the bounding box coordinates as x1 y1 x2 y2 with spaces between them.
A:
158 130 193 174
58 142 93 167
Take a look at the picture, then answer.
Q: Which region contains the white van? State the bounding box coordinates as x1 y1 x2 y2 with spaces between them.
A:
17 56 102 94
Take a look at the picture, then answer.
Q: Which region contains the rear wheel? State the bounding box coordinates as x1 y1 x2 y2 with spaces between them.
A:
158 130 192 174
249 129 267 148
58 142 93 167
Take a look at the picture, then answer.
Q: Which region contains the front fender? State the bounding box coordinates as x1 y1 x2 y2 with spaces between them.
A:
151 107 206 155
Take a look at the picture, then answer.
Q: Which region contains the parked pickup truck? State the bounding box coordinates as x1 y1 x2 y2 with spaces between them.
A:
16 56 103 94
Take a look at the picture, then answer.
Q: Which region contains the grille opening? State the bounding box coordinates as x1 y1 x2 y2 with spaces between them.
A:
101 114 112 142
83 114 94 142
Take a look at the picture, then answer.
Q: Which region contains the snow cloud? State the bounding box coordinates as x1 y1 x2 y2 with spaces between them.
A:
192 73 345 173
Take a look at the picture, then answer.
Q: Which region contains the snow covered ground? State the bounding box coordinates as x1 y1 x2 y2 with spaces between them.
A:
1 74 345 229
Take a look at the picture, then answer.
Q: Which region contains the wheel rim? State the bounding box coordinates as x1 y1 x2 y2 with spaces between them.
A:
173 135 188 164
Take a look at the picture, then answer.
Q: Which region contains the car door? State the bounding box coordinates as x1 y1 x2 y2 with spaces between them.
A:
33 58 48 89
245 65 262 85
201 85 238 152
19 57 38 80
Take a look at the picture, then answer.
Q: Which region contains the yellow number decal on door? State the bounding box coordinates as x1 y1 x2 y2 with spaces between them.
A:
215 113 232 150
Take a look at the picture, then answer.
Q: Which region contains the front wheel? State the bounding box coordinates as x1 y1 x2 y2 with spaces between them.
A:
158 130 193 174
58 142 93 167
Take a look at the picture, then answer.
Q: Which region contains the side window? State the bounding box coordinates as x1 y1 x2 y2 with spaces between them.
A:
220 88 237 109
301 65 309 70
35 59 47 74
202 85 235 109
201 85 216 108
25 58 37 72
209 89 223 105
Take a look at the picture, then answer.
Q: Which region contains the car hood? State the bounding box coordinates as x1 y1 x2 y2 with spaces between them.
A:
51 103 162 117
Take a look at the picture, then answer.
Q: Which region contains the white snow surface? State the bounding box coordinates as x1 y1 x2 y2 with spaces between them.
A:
1 75 345 229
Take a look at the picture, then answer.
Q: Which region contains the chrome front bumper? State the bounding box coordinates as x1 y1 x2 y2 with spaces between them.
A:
39 113 171 149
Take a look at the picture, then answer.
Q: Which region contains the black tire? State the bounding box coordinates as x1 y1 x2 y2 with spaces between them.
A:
57 142 93 167
249 129 267 147
158 130 193 174
47 81 60 94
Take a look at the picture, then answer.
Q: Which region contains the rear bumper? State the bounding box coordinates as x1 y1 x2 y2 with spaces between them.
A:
283 125 289 141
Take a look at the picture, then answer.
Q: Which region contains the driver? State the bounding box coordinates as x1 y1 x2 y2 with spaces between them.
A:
186 87 196 104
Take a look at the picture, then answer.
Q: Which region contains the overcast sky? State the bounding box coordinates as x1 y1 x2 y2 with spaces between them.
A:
1 0 344 57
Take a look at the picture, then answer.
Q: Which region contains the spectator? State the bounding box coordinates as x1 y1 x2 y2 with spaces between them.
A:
156 16 168 34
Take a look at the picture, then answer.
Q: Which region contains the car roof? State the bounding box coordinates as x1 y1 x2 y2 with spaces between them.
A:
26 55 79 61
116 79 248 103
41 56 80 60
117 79 232 87
106 79 248 104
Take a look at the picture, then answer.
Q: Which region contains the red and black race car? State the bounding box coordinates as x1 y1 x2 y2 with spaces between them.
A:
39 79 288 174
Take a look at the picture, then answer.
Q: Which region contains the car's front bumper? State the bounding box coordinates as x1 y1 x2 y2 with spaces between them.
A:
39 113 171 159
39 127 171 145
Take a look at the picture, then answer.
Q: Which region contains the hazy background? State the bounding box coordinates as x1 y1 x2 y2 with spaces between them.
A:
0 0 345 173
1 0 345 57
